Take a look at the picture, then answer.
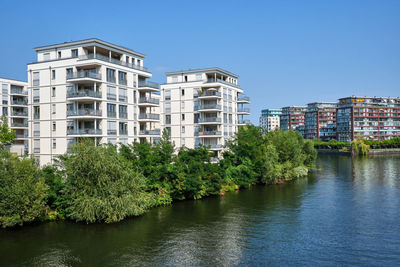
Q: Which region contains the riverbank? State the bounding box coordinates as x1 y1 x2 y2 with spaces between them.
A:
317 148 400 156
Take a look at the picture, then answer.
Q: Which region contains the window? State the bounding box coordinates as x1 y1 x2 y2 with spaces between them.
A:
134 126 137 135
66 68 73 78
52 70 56 80
71 49 78 58
181 89 185 96
52 122 56 131
182 138 185 146
43 53 50 61
33 72 40 86
165 90 171 101
119 122 128 135
137 59 141 66
182 126 185 133
184 76 188 82
182 114 185 121
34 139 40 153
58 51 61 58
224 113 227 123
119 105 127 119
181 101 185 109
53 139 56 149
2 96 7 105
133 90 137 103
52 87 56 97
34 106 40 119
193 88 199 98
34 122 40 136
126 56 129 63
118 71 127 85
52 104 56 114
2 107 7 116
33 89 40 102
108 138 117 145
119 88 127 102
194 113 199 123
107 68 116 83
107 121 117 135
165 115 171 124
107 86 116 100
229 114 232 124
2 84 7 94
166 127 171 136
107 103 116 117
165 102 171 113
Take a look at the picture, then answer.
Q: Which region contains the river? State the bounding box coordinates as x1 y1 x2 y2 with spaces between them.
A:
1 154 400 266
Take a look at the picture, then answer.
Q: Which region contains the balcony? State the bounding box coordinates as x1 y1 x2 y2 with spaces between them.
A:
238 119 251 125
66 71 101 82
198 131 222 136
199 91 221 99
205 78 240 88
119 113 128 119
238 95 250 103
67 90 102 99
138 113 160 121
196 104 221 111
198 117 221 124
107 129 117 135
237 107 250 114
11 99 28 106
139 97 159 106
11 122 28 128
138 81 160 92
11 111 28 117
67 129 102 135
15 133 28 139
67 109 102 117
79 53 149 72
195 143 223 149
10 88 28 95
139 129 161 135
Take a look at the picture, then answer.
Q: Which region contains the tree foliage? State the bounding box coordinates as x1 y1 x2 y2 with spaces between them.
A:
0 147 47 228
0 116 15 146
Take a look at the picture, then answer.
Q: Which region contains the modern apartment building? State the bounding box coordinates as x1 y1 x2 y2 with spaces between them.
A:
160 68 250 157
337 96 400 142
304 102 337 141
280 106 306 132
259 108 282 131
0 78 29 155
27 38 160 165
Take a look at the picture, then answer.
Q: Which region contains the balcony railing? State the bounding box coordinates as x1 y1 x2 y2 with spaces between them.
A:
197 104 221 110
195 143 222 149
139 113 160 120
138 81 160 89
108 129 117 135
67 109 102 117
199 131 221 136
238 119 251 125
11 122 28 127
107 93 116 100
108 111 116 118
237 108 250 113
67 129 102 135
139 97 159 105
66 71 101 80
34 148 40 153
238 96 250 102
199 91 221 97
119 113 128 119
198 117 221 123
10 88 28 95
15 133 28 139
205 78 240 88
79 53 148 72
139 129 161 135
119 95 127 102
11 99 28 105
67 90 102 99
11 111 28 117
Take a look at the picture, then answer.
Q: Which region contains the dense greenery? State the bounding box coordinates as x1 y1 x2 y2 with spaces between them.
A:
0 126 316 227
0 148 48 228
0 116 15 146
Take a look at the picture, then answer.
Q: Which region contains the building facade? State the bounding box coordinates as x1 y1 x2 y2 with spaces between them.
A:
259 108 282 131
280 106 306 133
0 78 29 155
337 96 400 142
27 39 160 165
304 102 337 141
160 68 250 157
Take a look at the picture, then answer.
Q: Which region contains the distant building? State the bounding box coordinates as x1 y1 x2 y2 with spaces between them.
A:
0 77 29 155
280 106 306 133
305 102 337 141
337 96 400 142
259 108 282 131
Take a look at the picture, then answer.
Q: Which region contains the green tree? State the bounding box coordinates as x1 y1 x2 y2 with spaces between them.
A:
0 116 15 146
60 140 155 223
0 147 48 228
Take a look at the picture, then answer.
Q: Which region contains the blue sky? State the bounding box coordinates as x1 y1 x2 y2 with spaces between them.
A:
1 0 399 123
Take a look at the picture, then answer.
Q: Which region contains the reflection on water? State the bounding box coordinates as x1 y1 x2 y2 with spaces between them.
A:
1 155 400 266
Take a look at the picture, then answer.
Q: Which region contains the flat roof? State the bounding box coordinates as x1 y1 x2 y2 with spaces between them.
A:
165 67 239 78
34 38 146 58
0 77 27 83
338 96 400 100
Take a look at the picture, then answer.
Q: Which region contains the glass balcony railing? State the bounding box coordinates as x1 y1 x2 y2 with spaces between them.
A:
238 95 250 102
198 117 221 123
139 129 161 135
11 99 28 105
11 111 28 116
67 129 102 135
139 97 159 105
10 88 28 95
67 90 102 99
198 131 221 136
205 78 240 88
139 113 160 120
237 108 250 113
138 81 160 89
195 143 222 149
67 109 102 117
199 91 221 97
79 54 148 72
238 119 251 125
11 122 28 127
66 71 101 80
197 104 221 110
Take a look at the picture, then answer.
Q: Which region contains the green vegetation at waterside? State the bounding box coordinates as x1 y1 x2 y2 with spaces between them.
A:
0 126 316 228
313 137 400 155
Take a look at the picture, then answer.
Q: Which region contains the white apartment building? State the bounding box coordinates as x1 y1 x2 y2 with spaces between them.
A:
160 68 250 158
0 78 29 155
27 39 160 165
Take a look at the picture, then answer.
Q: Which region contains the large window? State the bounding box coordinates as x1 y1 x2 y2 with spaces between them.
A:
164 90 171 101
119 88 127 102
33 72 40 86
71 49 78 58
107 121 117 135
118 71 127 85
34 122 40 136
119 122 127 135
107 103 116 118
107 68 116 83
119 105 127 119
34 139 40 153
107 86 116 100
34 106 40 119
165 115 171 124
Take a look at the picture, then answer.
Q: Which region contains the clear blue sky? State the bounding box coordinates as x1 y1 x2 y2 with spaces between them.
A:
1 0 399 124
